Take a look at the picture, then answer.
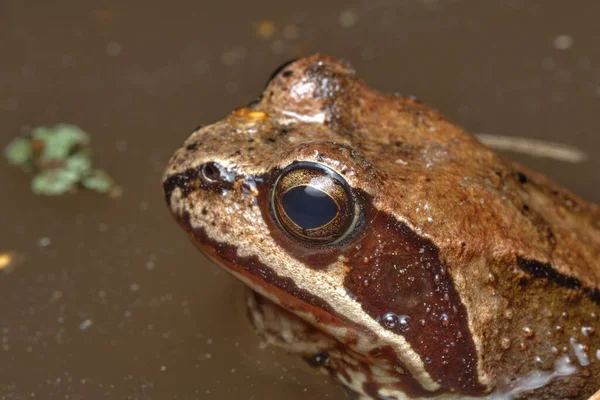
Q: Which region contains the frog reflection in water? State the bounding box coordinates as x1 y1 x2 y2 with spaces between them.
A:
163 55 600 399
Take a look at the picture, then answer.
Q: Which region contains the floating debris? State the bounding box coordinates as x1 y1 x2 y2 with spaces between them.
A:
475 133 588 163
5 124 122 197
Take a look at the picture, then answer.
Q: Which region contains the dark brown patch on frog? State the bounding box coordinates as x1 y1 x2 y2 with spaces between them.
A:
163 167 202 205
341 209 482 395
518 258 600 305
256 172 483 394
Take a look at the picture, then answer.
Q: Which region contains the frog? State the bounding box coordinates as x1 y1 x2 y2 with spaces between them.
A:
163 54 600 399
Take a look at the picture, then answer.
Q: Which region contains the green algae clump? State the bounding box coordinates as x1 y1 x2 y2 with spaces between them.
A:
5 124 122 197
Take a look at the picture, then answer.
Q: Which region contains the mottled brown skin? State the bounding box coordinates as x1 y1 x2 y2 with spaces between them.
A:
163 55 600 399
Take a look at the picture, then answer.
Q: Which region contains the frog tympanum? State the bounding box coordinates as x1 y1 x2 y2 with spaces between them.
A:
163 55 600 399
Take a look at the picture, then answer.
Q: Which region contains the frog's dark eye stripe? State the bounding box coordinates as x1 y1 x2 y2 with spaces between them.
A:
271 162 355 244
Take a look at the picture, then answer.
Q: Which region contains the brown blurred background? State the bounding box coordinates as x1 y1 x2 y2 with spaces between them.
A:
1 1 598 399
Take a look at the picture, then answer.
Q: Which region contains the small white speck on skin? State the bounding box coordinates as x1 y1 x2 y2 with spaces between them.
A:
553 35 573 50
596 349 600 360
569 337 590 366
339 9 358 27
160 365 166 371
79 319 93 331
105 42 122 56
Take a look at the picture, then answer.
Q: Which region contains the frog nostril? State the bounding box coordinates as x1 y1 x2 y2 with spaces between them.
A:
201 162 221 182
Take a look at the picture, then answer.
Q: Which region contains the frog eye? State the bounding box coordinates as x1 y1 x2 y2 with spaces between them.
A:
271 162 356 244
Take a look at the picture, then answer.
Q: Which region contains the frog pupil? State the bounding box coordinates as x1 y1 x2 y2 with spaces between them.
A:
282 185 338 229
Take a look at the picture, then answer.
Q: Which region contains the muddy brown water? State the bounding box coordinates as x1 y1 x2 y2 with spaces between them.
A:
1 1 598 399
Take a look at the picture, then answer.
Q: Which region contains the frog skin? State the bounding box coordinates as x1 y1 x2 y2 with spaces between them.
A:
163 55 600 399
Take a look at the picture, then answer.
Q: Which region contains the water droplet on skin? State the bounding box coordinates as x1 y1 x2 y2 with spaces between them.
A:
551 346 559 354
398 315 411 332
535 356 543 364
440 314 450 326
419 319 426 327
501 337 511 349
382 313 397 329
424 356 432 364
523 327 535 338
570 337 590 366
581 326 595 336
